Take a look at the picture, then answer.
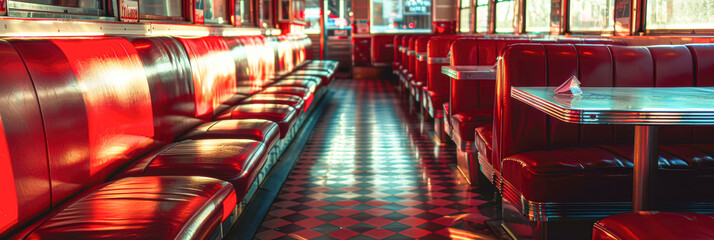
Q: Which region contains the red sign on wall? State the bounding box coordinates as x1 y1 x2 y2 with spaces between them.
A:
0 0 7 16
120 0 139 22
194 0 205 24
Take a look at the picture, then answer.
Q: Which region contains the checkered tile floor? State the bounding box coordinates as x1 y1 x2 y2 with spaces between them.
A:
255 79 498 239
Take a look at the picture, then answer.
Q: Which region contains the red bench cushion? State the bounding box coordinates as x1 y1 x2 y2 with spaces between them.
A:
181 119 280 149
26 176 236 240
593 212 714 240
121 139 266 200
217 104 298 138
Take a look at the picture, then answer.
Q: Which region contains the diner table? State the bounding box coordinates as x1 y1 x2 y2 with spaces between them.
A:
511 86 714 211
441 65 496 80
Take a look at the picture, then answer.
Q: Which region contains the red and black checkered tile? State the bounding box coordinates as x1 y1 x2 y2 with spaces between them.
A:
256 79 498 240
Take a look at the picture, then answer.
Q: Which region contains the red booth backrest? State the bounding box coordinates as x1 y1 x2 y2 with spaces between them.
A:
225 36 271 96
408 36 419 74
426 36 455 95
394 35 402 64
177 36 238 121
402 36 412 71
494 44 714 165
130 37 201 144
11 37 159 207
414 36 431 83
449 38 532 115
0 40 51 235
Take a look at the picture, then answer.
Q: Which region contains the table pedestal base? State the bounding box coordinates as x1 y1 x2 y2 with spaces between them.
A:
633 125 659 211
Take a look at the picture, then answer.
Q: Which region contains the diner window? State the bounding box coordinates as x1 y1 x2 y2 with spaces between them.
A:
260 0 272 27
327 0 351 36
235 0 253 26
370 0 432 33
304 0 320 34
458 0 472 33
569 0 614 32
495 0 515 33
203 0 229 24
140 0 182 20
8 0 107 17
525 0 550 32
475 0 488 32
646 0 714 31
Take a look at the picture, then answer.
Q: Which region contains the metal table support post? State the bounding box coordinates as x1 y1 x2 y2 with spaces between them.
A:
633 125 659 211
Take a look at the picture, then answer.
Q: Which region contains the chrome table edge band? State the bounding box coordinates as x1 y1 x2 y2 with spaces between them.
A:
502 179 714 221
441 66 497 80
511 87 714 125
427 57 450 64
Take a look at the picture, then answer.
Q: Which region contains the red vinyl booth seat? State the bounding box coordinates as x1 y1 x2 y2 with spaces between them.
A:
25 176 237 240
593 212 714 240
1 38 243 239
0 32 323 239
496 44 714 219
216 104 299 138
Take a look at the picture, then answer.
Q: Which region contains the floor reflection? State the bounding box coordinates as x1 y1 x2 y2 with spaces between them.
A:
256 79 498 240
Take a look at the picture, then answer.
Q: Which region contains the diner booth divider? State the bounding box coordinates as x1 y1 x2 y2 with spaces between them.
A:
0 35 338 239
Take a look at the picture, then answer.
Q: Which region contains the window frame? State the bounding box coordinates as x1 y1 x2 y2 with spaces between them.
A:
566 0 616 35
494 0 516 33
138 0 185 21
524 0 551 33
457 0 473 33
474 0 489 33
6 0 116 21
368 0 433 34
642 0 714 35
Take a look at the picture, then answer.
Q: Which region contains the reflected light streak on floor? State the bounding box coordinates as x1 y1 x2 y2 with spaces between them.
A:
256 79 498 240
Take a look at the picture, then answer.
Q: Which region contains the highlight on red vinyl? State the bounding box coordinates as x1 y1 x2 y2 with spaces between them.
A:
0 117 18 233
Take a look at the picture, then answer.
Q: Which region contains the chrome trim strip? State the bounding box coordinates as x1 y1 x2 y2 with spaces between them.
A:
511 87 714 125
441 65 497 80
427 57 450 64
502 178 714 221
416 52 427 61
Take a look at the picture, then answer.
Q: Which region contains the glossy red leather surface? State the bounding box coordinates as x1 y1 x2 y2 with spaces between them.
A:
261 86 313 100
217 104 298 138
272 79 318 92
593 212 714 240
130 37 203 144
475 125 493 165
225 36 270 95
181 119 280 149
402 36 413 74
177 36 238 121
244 93 306 112
371 34 395 64
426 37 456 105
393 35 403 68
414 36 431 85
0 41 51 236
408 36 419 76
450 38 479 66
26 176 235 240
281 75 324 86
688 44 714 142
122 139 266 199
12 38 159 207
497 44 714 204
450 110 491 142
